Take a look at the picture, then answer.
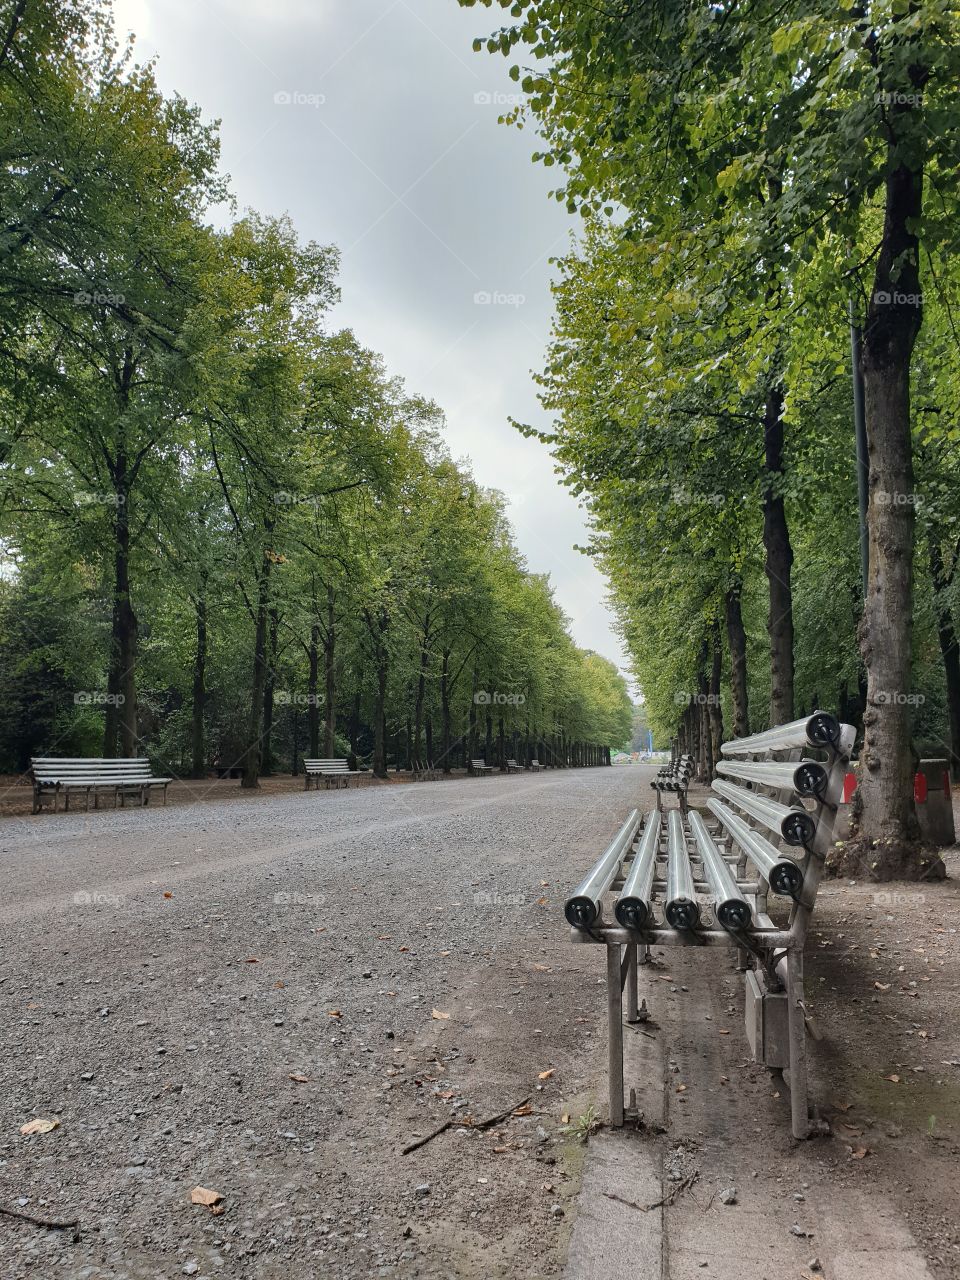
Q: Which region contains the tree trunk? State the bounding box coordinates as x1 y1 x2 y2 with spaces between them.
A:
242 543 273 790
855 85 933 877
373 658 388 779
762 385 795 724
414 644 428 765
708 620 724 775
441 649 452 773
324 585 336 756
261 608 279 776
307 622 320 758
929 539 960 780
190 591 207 778
724 583 750 738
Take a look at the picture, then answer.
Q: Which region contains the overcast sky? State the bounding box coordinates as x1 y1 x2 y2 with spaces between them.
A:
111 0 631 681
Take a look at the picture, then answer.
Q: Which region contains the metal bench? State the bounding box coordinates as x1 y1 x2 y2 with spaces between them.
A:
505 758 525 774
527 758 543 772
564 711 854 1139
651 752 694 811
469 758 493 777
303 758 367 790
30 757 172 813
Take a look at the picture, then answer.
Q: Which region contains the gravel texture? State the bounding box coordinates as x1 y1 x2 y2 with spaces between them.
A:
0 767 645 1279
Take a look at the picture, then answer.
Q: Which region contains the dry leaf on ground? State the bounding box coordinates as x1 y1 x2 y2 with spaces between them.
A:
20 1117 59 1135
538 1069 554 1080
191 1186 223 1209
431 1009 450 1020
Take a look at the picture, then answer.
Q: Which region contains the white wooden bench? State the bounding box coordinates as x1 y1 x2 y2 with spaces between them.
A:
303 758 367 790
527 759 543 772
469 758 493 777
505 758 525 774
565 712 853 1138
30 757 172 813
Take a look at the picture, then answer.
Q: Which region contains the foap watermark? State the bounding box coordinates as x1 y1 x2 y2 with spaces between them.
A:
73 290 125 306
74 691 125 706
274 90 325 108
74 491 125 506
874 690 925 707
670 487 725 508
873 289 922 308
474 690 526 707
873 890 925 907
875 89 924 108
74 890 125 907
874 490 922 508
473 890 526 908
274 491 323 508
273 891 326 907
274 691 320 707
473 90 523 108
674 691 721 707
474 290 526 308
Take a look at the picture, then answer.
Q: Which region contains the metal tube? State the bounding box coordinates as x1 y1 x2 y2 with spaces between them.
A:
615 810 660 929
565 809 641 928
712 779 817 847
719 711 841 757
687 810 753 931
665 811 699 930
607 944 624 1125
707 798 805 899
716 758 827 799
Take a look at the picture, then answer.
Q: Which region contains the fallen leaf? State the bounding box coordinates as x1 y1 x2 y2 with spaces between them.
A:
538 1069 554 1080
26 1002 40 1009
850 1146 869 1159
245 957 259 964
884 1074 901 1083
431 1009 450 1021
874 982 891 991
493 1145 509 1153
273 981 284 989
676 1084 687 1093
288 1073 310 1083
560 1113 570 1124
327 1010 342 1018
387 991 398 997
163 892 173 899
399 946 410 953
20 1117 59 1136
918 1030 929 1040
437 1089 455 1099
377 934 392 941
513 1104 533 1116
535 897 547 906
772 1091 781 1099
834 1101 853 1112
533 964 552 972
191 1186 223 1209
718 1029 730 1035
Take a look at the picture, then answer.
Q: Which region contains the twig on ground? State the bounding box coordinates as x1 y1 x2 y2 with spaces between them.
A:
402 1094 532 1155
603 1170 700 1213
0 1206 80 1242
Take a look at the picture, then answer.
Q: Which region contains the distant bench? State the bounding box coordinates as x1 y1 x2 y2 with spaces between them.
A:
303 758 368 790
469 758 493 777
528 759 543 772
505 758 525 774
30 757 172 813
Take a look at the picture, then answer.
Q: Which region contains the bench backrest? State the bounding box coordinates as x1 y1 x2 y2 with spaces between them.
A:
469 758 489 767
31 757 154 781
303 758 350 772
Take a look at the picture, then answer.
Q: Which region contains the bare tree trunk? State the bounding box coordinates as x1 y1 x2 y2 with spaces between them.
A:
261 608 279 776
929 539 960 781
307 621 320 757
441 649 452 773
856 79 934 878
763 385 795 724
708 620 724 776
725 583 750 738
323 585 336 757
373 658 388 779
190 590 207 777
241 549 272 790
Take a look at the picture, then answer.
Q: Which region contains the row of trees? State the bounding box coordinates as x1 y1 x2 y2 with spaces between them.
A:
0 0 633 784
463 0 960 877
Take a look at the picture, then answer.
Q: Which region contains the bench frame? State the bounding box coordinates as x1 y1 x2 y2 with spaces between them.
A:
303 758 369 791
30 758 171 814
570 715 854 1139
469 758 493 777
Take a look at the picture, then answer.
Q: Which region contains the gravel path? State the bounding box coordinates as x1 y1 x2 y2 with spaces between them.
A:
0 767 649 1280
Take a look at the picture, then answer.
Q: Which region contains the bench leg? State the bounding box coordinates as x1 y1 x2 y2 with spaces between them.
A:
163 785 168 806
607 943 625 1126
625 943 639 1023
786 949 810 1139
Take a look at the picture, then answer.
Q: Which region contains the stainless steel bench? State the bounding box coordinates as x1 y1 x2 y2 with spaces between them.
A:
564 711 853 1139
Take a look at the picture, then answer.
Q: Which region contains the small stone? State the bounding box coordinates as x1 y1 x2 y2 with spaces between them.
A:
402 1225 413 1238
718 1187 737 1206
808 1261 822 1274
183 1264 200 1277
790 1224 813 1239
273 1018 284 1027
415 1184 431 1197
362 970 373 979
550 1204 564 1218
794 1193 805 1202
80 1072 93 1082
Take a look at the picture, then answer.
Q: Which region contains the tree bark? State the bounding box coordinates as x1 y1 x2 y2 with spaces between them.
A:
708 620 724 775
373 658 388 779
724 583 750 738
190 591 207 778
762 384 795 724
323 584 336 757
241 550 271 790
441 649 452 773
260 608 279 776
929 539 960 781
308 622 320 758
855 73 932 876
